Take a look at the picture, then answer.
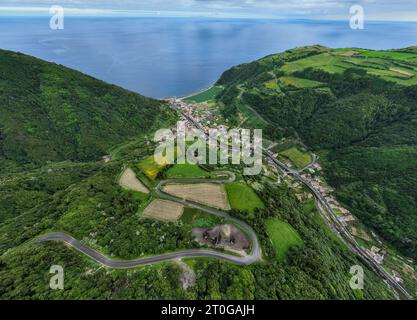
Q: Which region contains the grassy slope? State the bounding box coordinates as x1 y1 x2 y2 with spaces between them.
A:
280 147 312 169
185 86 224 103
138 154 169 180
166 164 209 178
280 76 323 89
225 181 265 214
265 218 304 261
181 207 223 228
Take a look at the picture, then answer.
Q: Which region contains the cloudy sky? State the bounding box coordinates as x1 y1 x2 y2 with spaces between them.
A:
0 0 416 21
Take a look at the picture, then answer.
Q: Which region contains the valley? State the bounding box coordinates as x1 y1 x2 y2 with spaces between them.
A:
1 46 417 300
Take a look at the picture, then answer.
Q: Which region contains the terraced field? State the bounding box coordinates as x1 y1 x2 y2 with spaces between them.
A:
278 47 417 88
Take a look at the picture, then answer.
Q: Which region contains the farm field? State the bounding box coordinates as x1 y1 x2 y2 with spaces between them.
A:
118 168 149 194
281 53 347 74
279 76 323 89
359 50 417 61
181 207 223 228
236 102 268 127
139 155 168 180
5 44 417 300
185 86 224 103
225 181 264 214
264 79 279 90
138 148 181 180
265 218 304 261
163 183 230 210
280 147 312 169
278 48 417 85
166 164 209 178
143 199 184 221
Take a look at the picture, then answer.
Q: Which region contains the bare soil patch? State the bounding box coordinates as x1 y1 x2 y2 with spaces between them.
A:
143 199 184 221
119 168 149 194
163 183 230 210
192 224 250 253
176 259 196 290
390 67 414 77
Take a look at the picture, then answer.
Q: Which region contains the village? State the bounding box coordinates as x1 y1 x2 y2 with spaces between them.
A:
171 96 415 287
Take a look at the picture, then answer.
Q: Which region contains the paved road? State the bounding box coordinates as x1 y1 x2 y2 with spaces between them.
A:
175 103 412 300
156 172 261 265
35 171 262 269
297 153 318 174
263 151 413 300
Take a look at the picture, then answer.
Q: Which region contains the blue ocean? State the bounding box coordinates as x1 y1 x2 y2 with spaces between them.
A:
1 16 417 98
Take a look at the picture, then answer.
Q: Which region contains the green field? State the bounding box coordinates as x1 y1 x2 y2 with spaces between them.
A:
128 190 150 203
225 181 265 214
166 164 209 178
332 48 367 55
138 147 182 180
237 101 268 127
281 53 347 74
360 50 417 61
138 155 169 180
185 86 224 103
181 207 222 228
265 218 304 261
301 199 347 250
278 49 417 85
264 79 279 90
280 76 323 89
366 67 410 79
280 147 312 169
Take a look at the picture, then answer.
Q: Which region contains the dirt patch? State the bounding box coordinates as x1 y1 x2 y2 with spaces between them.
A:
163 183 230 210
119 168 149 194
342 50 359 57
390 67 414 77
143 199 184 221
176 259 196 291
192 224 250 253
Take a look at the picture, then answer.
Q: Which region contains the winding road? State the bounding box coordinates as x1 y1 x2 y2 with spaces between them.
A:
34 100 413 299
35 172 262 269
174 103 412 299
264 150 413 300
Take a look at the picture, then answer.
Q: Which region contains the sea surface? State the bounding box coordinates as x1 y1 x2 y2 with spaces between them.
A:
1 17 417 98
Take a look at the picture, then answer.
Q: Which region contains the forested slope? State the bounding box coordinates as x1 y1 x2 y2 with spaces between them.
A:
216 45 417 259
0 48 401 299
0 49 172 167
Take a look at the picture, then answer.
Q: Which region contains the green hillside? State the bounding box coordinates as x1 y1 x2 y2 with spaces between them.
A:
0 49 175 167
0 49 406 300
216 45 417 260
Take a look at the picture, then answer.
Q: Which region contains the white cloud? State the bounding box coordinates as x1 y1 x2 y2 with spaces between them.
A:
0 0 415 20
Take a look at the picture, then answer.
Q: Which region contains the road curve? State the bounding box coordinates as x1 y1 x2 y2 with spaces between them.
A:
263 151 413 300
35 171 262 269
174 105 412 299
